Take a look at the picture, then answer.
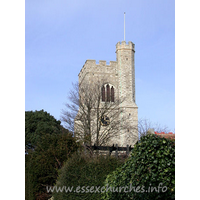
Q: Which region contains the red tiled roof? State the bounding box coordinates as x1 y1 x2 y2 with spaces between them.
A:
155 132 175 140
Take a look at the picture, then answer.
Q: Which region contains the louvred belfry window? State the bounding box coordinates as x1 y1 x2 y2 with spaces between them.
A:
111 86 114 102
102 84 114 102
106 84 110 102
102 86 105 102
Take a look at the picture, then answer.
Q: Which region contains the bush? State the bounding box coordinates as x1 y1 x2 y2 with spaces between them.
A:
25 110 79 200
52 152 125 200
102 134 175 200
26 132 79 200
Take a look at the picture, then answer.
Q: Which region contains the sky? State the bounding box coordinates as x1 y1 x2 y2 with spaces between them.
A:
25 0 175 132
2 1 200 198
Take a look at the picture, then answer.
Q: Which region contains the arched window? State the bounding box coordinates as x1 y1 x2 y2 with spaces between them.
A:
106 84 110 102
102 86 105 102
111 86 114 102
102 84 115 102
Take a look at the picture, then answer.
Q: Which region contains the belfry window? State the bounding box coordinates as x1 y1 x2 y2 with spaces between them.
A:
102 84 114 102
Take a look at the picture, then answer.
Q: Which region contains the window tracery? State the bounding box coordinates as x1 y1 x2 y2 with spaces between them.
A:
102 84 115 102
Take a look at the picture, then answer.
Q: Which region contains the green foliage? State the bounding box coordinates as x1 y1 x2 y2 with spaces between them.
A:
25 110 79 200
102 134 175 200
25 110 63 150
52 152 125 200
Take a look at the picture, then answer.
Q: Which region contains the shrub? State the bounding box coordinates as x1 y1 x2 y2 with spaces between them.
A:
26 132 79 200
25 110 79 200
102 134 175 200
52 152 125 200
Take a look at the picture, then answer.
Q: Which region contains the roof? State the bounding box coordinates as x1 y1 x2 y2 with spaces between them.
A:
154 132 175 140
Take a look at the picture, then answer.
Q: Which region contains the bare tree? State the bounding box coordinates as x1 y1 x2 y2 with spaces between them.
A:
138 118 170 139
61 82 79 133
61 81 138 146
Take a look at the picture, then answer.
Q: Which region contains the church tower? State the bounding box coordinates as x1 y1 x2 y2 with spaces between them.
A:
75 41 138 147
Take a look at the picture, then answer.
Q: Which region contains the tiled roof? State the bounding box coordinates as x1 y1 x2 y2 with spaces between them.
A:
155 132 175 140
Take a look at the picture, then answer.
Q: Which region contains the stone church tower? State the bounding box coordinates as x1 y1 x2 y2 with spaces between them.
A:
76 41 138 146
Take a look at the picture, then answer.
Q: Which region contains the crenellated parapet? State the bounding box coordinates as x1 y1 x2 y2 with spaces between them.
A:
78 59 117 84
116 41 135 52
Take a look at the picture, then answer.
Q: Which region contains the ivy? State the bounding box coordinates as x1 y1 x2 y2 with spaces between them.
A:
102 134 175 200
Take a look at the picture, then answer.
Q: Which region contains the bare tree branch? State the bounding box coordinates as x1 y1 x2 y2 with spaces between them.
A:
61 81 138 146
138 118 170 139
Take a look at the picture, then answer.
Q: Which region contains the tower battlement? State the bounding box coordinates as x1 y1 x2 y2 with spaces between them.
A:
78 59 117 83
83 59 117 67
116 41 135 52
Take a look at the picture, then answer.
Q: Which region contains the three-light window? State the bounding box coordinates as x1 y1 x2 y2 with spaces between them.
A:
102 84 114 102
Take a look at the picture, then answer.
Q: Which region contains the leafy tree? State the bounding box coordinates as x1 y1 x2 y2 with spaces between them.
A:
102 134 175 200
25 110 79 200
25 110 63 151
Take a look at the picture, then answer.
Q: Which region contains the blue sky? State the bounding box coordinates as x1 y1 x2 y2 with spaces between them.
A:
25 0 175 131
